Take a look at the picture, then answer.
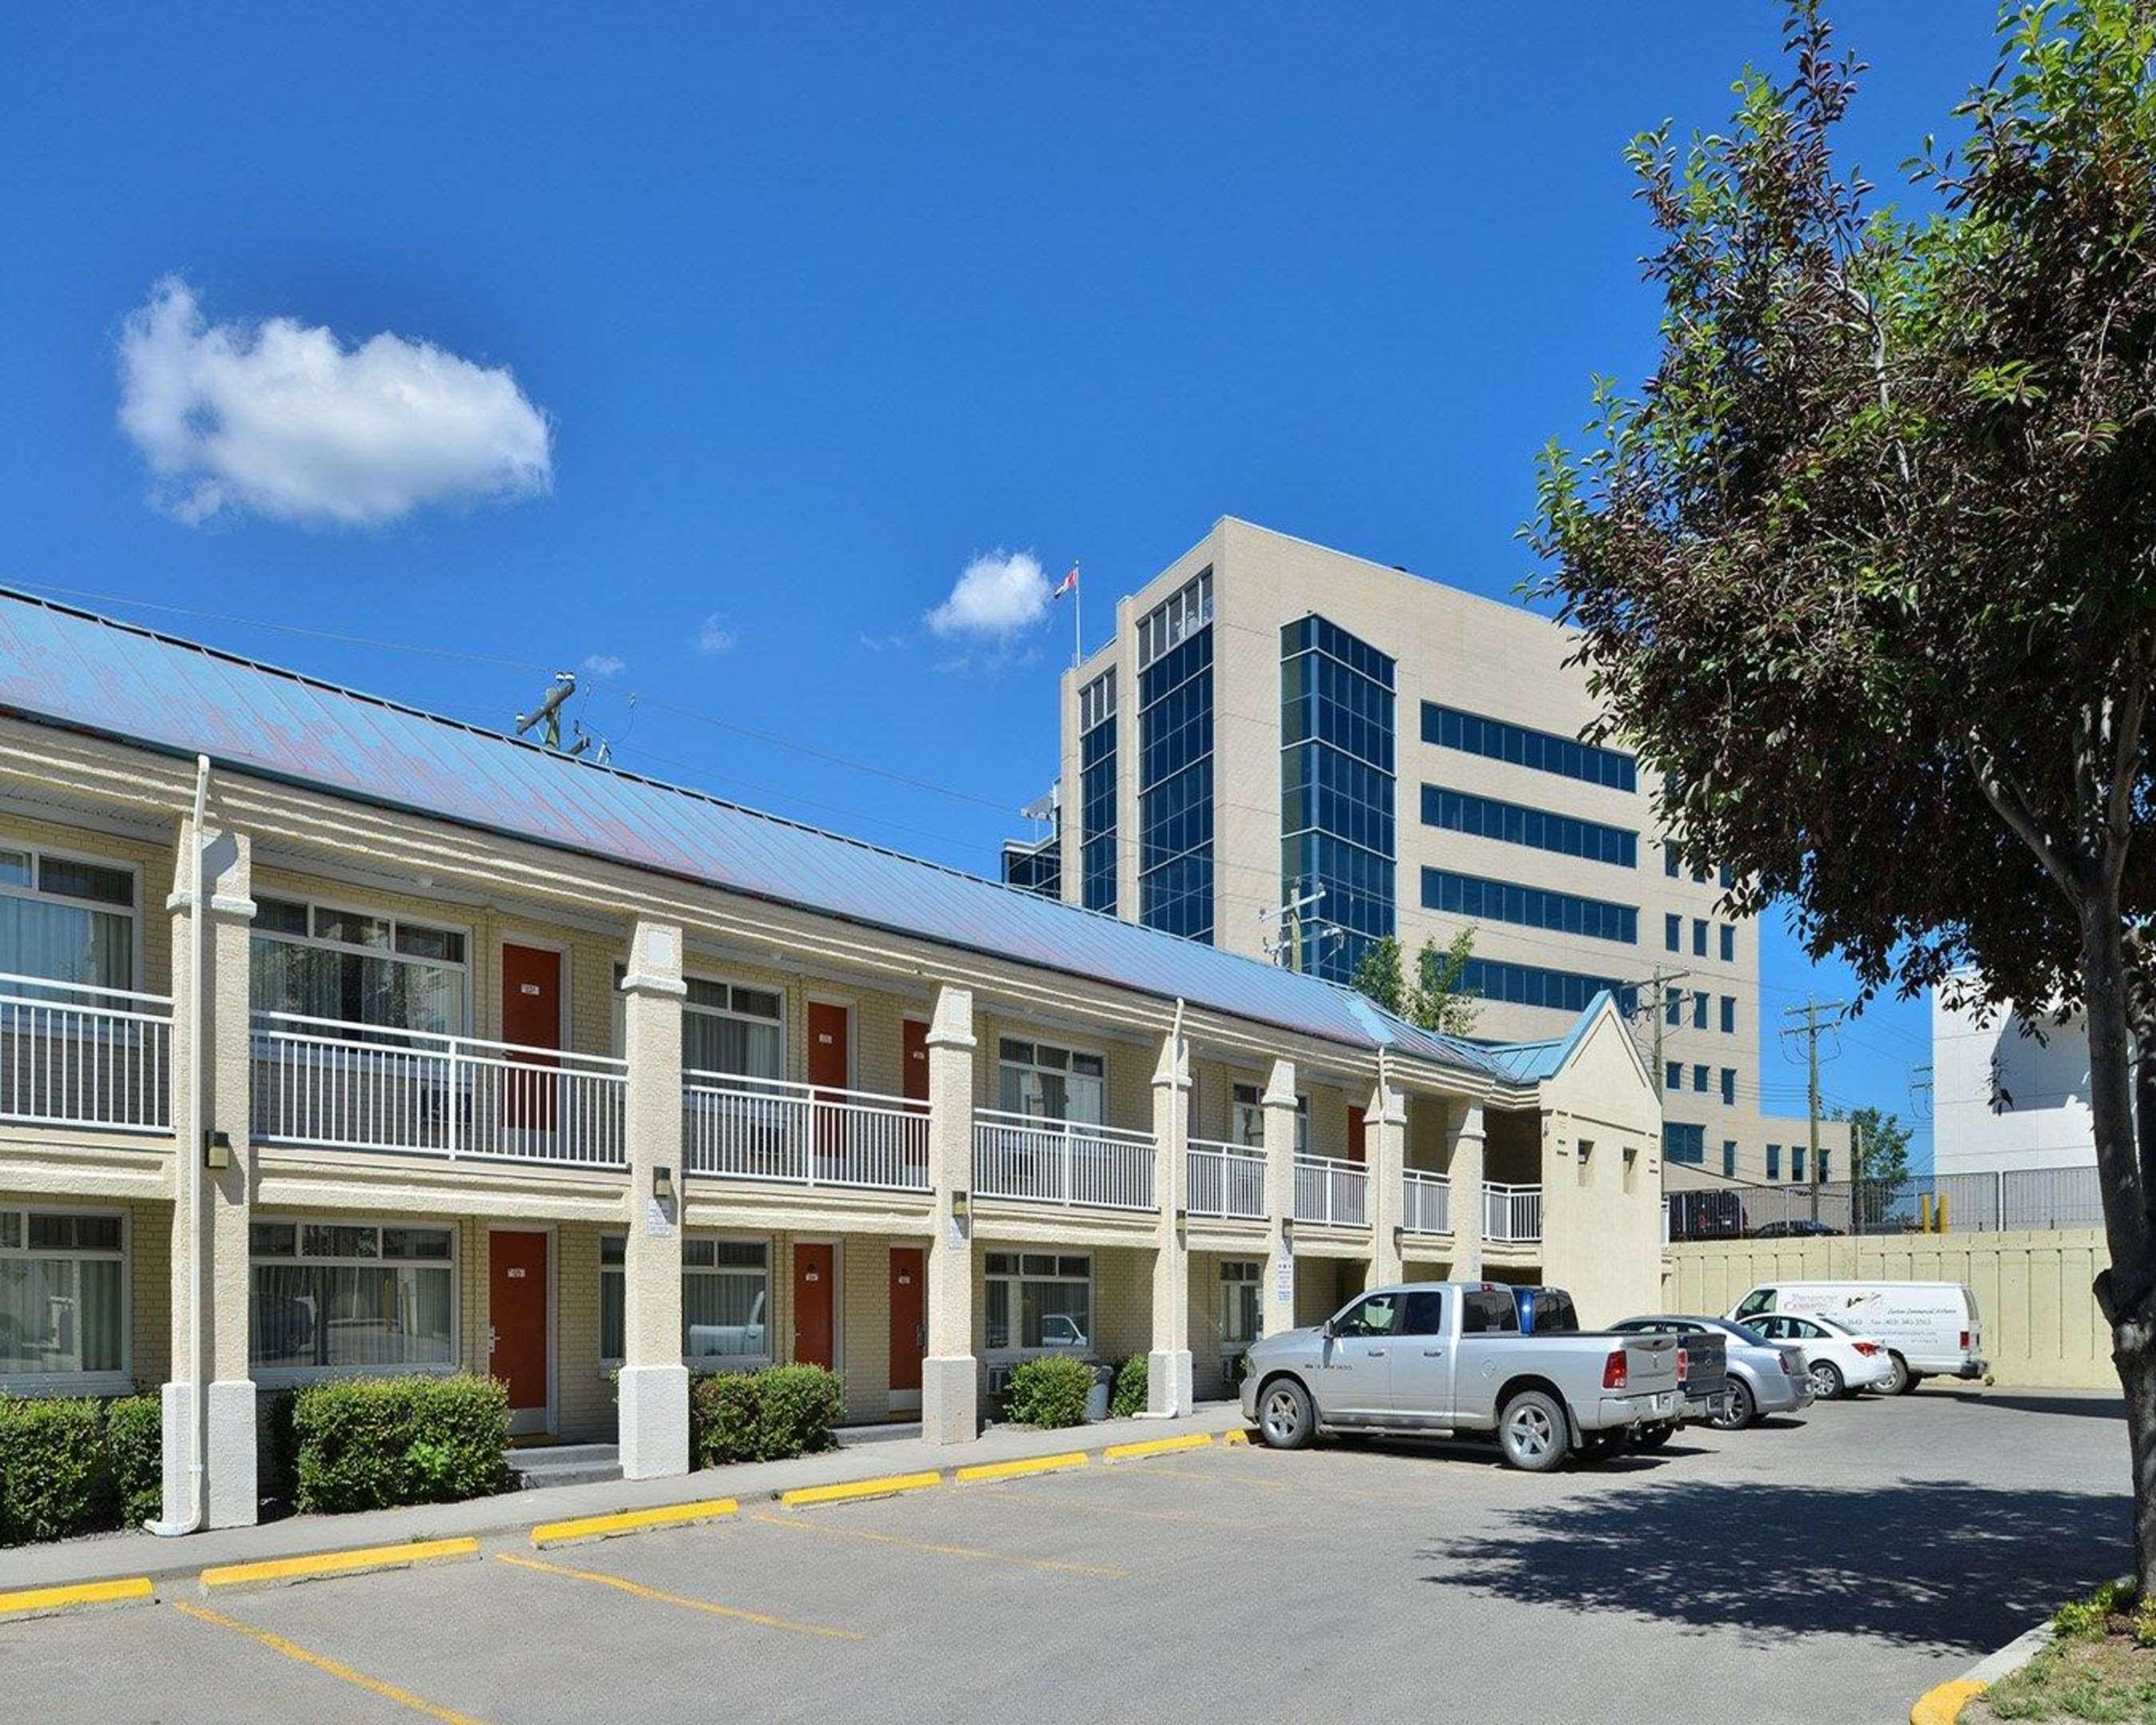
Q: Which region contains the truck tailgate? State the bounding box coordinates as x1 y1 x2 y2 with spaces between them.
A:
1675 1331 1727 1402
1620 1333 1681 1396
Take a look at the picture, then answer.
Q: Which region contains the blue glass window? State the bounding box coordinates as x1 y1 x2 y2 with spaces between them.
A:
1720 995 1735 1035
1420 786 1636 868
1001 839 1060 898
1665 1061 1681 1092
1767 1143 1782 1180
1282 616 1395 981
1664 913 1681 952
1139 623 1214 942
1720 925 1735 962
1663 1122 1705 1165
1720 1068 1735 1105
1461 957 1636 1018
1692 1064 1708 1094
1419 869 1634 945
1791 1146 1806 1183
1421 703 1636 791
1722 1140 1737 1178
1079 685 1118 914
1691 991 1708 1030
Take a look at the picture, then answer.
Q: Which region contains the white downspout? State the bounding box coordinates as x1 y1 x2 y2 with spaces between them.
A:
148 755 210 1536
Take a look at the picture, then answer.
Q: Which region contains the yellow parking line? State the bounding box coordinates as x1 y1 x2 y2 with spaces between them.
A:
201 1537 478 1592
531 1498 739 1548
780 1470 942 1509
1102 1433 1216 1461
493 1552 862 1640
954 1452 1088 1485
0 1575 154 1621
171 1601 487 1724
1221 1428 1251 1446
747 1511 1126 1578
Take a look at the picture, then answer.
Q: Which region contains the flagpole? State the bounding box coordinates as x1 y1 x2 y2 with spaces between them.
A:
1074 564 1081 671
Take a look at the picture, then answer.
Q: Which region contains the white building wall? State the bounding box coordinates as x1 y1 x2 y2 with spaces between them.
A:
1932 987 2095 1175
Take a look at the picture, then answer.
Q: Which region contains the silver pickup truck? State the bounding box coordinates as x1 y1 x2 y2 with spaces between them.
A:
1240 1281 1684 1472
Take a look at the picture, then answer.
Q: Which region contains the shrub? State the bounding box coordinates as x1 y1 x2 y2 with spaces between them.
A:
260 1389 299 1505
0 1396 112 1544
1003 1356 1094 1429
1109 1355 1148 1418
290 1376 512 1515
103 1395 163 1528
690 1364 844 1466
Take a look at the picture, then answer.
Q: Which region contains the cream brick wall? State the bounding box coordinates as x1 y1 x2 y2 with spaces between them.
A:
555 1219 611 1441
128 1198 171 1387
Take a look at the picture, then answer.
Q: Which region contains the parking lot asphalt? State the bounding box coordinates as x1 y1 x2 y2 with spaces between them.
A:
7 1387 2132 1725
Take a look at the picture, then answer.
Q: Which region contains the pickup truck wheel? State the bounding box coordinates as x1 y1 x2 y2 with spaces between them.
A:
1258 1378 1315 1450
1883 1352 1913 1395
1497 1391 1569 1473
1809 1360 1845 1401
1711 1378 1755 1430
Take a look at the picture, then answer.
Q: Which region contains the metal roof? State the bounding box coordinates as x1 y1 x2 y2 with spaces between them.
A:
0 589 1543 1077
1477 993 1616 1084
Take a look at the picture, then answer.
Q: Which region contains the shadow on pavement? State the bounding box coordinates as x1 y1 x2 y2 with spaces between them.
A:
1933 1391 2125 1421
1422 1478 2128 1651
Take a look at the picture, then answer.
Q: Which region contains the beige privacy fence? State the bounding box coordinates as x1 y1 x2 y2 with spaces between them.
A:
1662 1229 2116 1390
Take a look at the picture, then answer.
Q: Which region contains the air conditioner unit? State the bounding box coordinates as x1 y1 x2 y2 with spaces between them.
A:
985 1365 1014 1397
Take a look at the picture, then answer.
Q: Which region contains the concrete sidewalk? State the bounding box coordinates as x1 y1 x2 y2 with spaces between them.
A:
0 1403 1247 1594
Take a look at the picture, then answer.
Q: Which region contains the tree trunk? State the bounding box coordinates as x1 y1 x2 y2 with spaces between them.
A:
2083 889 2156 1592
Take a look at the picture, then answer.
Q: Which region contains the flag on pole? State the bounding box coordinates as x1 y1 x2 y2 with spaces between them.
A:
1053 562 1079 598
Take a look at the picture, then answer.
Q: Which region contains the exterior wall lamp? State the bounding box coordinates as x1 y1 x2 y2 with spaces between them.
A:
951 1190 969 1222
652 1165 675 1205
203 1128 231 1171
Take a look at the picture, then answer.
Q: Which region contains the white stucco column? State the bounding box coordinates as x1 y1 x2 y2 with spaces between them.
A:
1366 1068 1407 1286
1449 1101 1487 1280
618 919 689 1479
162 815 258 1531
1147 1026 1193 1416
922 985 978 1444
1260 1058 1299 1336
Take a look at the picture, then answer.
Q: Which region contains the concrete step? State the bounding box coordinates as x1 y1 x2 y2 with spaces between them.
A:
508 1443 622 1490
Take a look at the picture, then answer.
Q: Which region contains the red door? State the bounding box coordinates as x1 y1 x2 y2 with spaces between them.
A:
794 1243 835 1372
489 1231 549 1424
502 945 562 1132
901 1018 929 1104
808 1002 850 1173
889 1247 925 1396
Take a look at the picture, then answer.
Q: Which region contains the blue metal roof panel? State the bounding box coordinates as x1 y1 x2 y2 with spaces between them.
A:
1477 991 1616 1083
0 591 1520 1075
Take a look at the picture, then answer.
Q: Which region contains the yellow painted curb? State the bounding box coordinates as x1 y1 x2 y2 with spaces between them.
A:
780 1470 942 1509
955 1452 1088 1485
1103 1433 1216 1461
201 1536 479 1592
1910 1677 1985 1725
531 1498 740 1548
1221 1429 1250 1446
0 1575 154 1621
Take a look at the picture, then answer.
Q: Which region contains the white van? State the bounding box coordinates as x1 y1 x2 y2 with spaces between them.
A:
1728 1281 1985 1393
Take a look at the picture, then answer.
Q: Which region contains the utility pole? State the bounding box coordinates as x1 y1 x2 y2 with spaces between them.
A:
1260 882 1328 975
1781 997 1849 1223
1639 965 1693 1094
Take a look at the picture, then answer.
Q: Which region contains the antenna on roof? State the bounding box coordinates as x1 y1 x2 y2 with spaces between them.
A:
514 672 577 749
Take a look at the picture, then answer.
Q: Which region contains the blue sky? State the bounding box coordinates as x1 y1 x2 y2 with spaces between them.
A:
1 3 2001 1165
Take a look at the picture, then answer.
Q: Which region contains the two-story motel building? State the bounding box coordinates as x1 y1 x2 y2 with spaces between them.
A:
0 591 1660 1530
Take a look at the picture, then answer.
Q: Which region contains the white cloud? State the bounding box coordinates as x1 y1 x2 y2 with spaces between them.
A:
695 615 736 654
924 549 1050 638
116 276 552 527
582 654 627 677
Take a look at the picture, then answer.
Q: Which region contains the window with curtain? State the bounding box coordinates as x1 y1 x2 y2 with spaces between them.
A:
0 847 136 993
1231 1083 1307 1153
249 1220 454 1375
600 1235 770 1365
249 897 467 1036
984 1251 1091 1353
0 1208 125 1384
996 1040 1104 1123
681 979 785 1080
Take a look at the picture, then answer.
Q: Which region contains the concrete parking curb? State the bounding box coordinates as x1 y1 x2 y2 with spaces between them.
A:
530 1499 740 1548
200 1536 480 1593
781 1470 943 1509
0 1575 155 1623
1909 1621 2054 1724
954 1452 1088 1484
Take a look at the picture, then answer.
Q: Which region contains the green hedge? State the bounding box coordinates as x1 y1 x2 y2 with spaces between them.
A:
1109 1355 1148 1418
689 1365 844 1466
103 1394 163 1528
1003 1356 1094 1429
0 1396 112 1544
290 1376 512 1515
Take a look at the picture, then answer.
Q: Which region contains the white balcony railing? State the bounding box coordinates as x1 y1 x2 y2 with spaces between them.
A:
0 973 172 1134
251 1012 627 1167
1484 1181 1544 1244
972 1110 1156 1211
1292 1154 1368 1228
1187 1139 1265 1220
1402 1168 1452 1235
683 1074 928 1191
